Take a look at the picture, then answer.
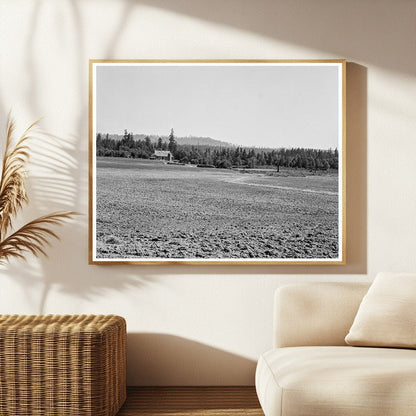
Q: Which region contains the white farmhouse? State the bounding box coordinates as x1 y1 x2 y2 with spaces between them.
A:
153 150 172 162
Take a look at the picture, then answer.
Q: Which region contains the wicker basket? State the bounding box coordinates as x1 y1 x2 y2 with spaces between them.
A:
0 314 126 416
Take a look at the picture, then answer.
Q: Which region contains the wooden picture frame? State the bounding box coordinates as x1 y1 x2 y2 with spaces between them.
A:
89 59 346 265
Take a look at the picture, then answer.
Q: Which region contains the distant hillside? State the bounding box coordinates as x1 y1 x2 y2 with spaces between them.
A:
103 133 235 148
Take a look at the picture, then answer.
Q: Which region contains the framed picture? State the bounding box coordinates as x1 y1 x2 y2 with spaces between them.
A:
89 59 346 265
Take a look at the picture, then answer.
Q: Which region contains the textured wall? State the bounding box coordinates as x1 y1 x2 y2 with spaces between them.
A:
0 0 415 385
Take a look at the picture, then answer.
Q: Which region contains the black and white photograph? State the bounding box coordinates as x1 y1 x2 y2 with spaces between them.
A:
89 60 345 264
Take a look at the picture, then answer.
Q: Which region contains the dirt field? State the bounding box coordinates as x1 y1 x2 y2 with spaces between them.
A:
95 158 340 259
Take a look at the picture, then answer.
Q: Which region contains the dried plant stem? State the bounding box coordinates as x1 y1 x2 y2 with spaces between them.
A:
0 212 78 264
0 116 78 264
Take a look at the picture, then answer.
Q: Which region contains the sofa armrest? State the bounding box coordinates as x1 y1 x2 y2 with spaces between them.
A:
274 282 370 348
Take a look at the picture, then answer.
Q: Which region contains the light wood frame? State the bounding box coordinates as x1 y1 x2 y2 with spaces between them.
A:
89 59 346 265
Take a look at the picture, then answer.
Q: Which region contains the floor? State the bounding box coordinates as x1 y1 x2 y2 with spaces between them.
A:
117 386 264 416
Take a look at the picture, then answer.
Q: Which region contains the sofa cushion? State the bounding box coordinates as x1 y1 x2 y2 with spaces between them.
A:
256 346 416 416
274 283 370 348
345 272 416 348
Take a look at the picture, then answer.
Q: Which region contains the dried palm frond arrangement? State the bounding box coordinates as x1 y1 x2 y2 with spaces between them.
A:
0 117 78 264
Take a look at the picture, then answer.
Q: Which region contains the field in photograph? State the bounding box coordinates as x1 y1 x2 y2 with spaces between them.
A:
95 157 339 259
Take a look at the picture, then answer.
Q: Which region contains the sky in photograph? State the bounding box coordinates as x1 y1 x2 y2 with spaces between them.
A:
95 63 341 149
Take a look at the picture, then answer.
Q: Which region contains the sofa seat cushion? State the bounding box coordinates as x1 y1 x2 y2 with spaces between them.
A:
256 346 416 416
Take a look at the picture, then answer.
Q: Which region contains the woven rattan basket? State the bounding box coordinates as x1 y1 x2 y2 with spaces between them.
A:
0 314 126 416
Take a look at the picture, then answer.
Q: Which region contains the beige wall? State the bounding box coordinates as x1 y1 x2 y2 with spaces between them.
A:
0 0 415 385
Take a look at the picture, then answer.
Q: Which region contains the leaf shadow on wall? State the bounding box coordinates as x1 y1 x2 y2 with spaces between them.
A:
0 129 155 314
0 0 161 313
136 0 413 76
126 333 257 386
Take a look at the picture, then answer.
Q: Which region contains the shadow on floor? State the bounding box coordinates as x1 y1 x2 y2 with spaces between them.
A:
127 333 257 386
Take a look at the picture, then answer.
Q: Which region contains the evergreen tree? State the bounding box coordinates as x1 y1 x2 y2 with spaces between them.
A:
144 136 153 153
168 128 177 155
121 130 134 147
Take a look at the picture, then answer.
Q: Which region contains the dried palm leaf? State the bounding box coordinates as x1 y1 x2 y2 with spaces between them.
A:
0 212 78 264
0 117 38 239
0 116 79 264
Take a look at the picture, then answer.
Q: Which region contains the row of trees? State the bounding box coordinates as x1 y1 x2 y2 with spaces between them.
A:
97 129 178 159
97 130 170 158
96 130 338 171
174 146 338 171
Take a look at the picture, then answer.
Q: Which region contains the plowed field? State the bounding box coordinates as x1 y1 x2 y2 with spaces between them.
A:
95 158 340 260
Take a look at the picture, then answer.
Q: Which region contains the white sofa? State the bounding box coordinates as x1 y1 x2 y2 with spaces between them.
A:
255 282 416 416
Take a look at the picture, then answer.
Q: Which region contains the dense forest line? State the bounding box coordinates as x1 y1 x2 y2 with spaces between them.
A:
96 129 338 171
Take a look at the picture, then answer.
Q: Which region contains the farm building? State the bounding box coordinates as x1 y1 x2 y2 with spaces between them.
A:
153 150 172 161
